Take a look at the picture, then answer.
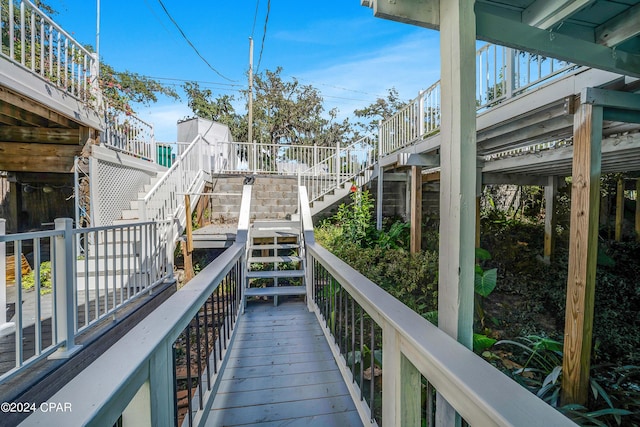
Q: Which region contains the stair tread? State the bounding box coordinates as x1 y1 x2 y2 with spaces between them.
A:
245 286 306 297
246 270 305 278
249 243 299 250
249 256 302 263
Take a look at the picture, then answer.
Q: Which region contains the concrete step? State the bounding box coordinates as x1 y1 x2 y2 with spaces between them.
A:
244 286 306 297
249 243 299 251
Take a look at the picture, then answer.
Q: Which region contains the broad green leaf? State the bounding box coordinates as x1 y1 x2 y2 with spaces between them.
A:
475 268 497 297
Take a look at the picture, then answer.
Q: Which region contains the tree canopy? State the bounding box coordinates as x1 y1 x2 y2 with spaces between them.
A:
182 67 405 147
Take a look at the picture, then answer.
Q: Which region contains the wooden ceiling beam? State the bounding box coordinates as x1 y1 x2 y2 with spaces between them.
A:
596 3 640 48
0 86 77 128
0 141 82 157
0 126 81 144
522 0 594 30
0 156 76 173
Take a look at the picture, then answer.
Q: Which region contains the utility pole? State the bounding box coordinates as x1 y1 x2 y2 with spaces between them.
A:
248 37 254 145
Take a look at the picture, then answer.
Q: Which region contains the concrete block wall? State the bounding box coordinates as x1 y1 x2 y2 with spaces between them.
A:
207 175 299 224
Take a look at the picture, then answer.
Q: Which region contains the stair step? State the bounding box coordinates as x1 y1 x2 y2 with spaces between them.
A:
244 286 306 297
249 243 299 250
246 270 305 279
249 256 302 263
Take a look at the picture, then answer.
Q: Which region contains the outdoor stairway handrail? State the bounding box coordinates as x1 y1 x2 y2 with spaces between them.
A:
297 134 376 204
298 186 576 426
0 0 98 104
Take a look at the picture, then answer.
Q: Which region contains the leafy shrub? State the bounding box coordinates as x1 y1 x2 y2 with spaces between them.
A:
22 261 52 295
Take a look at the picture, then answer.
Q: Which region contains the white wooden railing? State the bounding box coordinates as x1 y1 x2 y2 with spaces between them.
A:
298 135 376 204
0 219 172 386
379 44 576 157
102 108 156 161
19 186 253 427
0 0 98 103
139 134 209 246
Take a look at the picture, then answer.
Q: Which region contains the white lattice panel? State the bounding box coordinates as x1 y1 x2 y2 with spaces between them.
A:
95 160 156 225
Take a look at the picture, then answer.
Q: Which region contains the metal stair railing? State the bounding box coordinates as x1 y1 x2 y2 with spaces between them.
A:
379 43 576 158
298 135 376 204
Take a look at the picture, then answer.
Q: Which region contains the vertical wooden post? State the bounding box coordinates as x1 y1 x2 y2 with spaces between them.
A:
185 195 193 253
544 176 557 263
376 164 384 230
636 179 640 241
437 0 476 424
410 166 422 254
183 195 194 283
437 0 476 348
475 197 481 248
562 102 602 405
615 178 624 241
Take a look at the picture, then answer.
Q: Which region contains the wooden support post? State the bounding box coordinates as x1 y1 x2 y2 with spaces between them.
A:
185 195 193 253
410 166 422 254
544 176 558 263
615 178 624 241
636 179 640 241
437 0 476 423
562 102 603 405
181 240 194 283
437 0 476 348
376 164 383 230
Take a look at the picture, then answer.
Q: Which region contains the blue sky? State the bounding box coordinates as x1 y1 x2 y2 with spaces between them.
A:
45 1 442 142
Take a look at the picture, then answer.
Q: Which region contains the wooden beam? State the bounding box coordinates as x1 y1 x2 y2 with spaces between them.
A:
544 176 558 263
615 178 624 241
0 127 80 144
422 171 441 183
410 166 422 254
475 10 640 78
0 142 80 173
636 179 640 242
562 102 602 405
370 0 440 30
522 0 593 29
0 86 76 128
596 3 640 48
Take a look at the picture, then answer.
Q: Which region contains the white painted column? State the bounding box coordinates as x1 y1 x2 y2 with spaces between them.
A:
437 0 476 424
437 0 476 350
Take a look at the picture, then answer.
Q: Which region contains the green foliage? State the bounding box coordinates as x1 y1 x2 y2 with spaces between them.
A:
334 190 376 247
491 336 639 425
22 261 52 295
353 88 408 135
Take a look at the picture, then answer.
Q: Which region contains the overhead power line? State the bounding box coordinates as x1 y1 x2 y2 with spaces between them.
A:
156 0 236 82
256 0 270 73
251 0 261 38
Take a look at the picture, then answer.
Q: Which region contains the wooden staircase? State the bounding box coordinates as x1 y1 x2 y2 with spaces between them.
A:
244 220 306 307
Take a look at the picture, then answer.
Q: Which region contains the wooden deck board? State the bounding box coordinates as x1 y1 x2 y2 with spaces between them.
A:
205 300 362 427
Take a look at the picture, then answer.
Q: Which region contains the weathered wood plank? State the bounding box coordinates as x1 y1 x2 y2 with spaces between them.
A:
206 395 356 426
562 102 603 405
216 370 346 394
0 126 80 144
205 301 361 426
544 176 558 262
212 381 350 410
0 86 76 128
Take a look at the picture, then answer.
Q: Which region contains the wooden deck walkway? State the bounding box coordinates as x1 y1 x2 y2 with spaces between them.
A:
205 299 363 427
